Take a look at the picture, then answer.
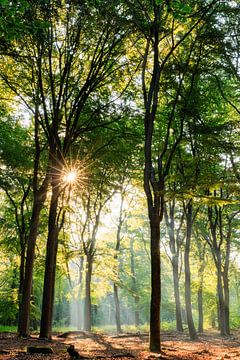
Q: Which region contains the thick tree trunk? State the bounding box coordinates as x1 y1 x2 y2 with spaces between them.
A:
39 182 60 339
172 255 183 332
113 283 122 333
84 256 93 332
149 218 161 352
184 203 197 340
18 186 48 336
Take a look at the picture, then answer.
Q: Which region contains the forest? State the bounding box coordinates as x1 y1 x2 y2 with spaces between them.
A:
0 0 240 359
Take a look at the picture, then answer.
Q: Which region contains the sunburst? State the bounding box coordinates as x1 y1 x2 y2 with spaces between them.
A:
61 159 89 192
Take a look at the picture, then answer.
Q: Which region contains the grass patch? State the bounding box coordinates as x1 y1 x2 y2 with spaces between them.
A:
0 325 17 332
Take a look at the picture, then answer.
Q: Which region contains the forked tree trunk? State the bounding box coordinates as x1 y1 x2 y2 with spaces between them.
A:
184 202 197 340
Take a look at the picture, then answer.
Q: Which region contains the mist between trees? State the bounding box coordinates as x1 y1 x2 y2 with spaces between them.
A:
0 0 240 352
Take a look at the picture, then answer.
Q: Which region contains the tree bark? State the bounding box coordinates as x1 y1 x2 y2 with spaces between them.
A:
164 201 183 332
130 238 140 327
197 283 203 333
149 217 161 352
84 255 93 332
18 181 48 336
216 260 226 335
223 271 230 335
172 255 183 332
113 283 122 333
184 202 197 340
39 176 60 339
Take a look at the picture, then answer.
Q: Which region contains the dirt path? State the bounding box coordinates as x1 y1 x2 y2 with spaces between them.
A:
0 330 240 359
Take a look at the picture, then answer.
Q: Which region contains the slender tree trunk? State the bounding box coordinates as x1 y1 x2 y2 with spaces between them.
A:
197 258 205 333
197 283 203 333
172 255 183 332
130 238 140 327
18 184 48 336
84 256 93 332
223 273 230 335
164 203 183 332
18 105 49 337
39 181 60 339
113 283 122 333
216 261 226 335
149 217 161 351
223 222 231 335
18 247 25 301
184 202 197 340
77 256 84 330
113 187 124 333
17 244 26 332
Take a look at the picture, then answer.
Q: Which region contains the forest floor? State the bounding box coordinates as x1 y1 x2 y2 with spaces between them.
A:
0 330 240 360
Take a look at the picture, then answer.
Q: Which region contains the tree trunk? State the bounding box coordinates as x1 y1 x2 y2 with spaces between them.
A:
18 105 49 337
113 283 122 333
77 256 84 330
149 218 161 352
17 244 26 332
216 262 226 335
197 257 205 333
184 202 197 340
223 273 230 335
84 256 93 332
197 285 203 333
39 181 60 339
18 185 48 336
164 202 183 332
130 237 140 328
172 255 183 332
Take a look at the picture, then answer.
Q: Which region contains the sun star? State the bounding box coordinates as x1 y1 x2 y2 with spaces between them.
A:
63 170 77 184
